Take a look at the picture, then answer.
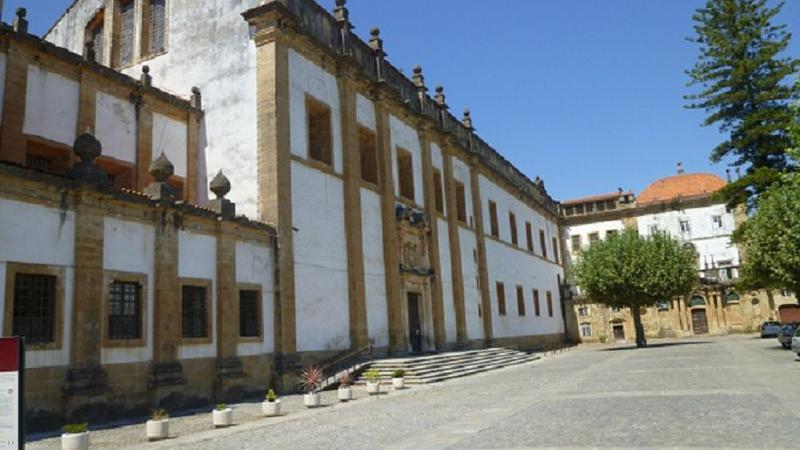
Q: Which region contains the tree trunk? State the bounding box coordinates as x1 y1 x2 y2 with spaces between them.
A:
631 305 647 348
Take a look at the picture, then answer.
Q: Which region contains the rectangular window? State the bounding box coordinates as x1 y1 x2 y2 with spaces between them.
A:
578 306 589 317
533 289 541 317
181 285 208 339
570 235 581 252
13 274 56 344
680 220 691 233
581 323 592 337
307 98 333 165
552 237 560 264
509 212 518 245
606 229 618 238
588 232 600 243
539 229 547 259
359 127 378 184
488 201 499 238
648 224 659 235
526 222 534 252
546 291 554 317
108 281 141 340
239 290 261 338
496 282 506 316
455 181 467 223
565 207 574 216
432 169 444 214
25 154 52 172
712 215 723 229
516 286 525 316
117 0 135 67
397 148 415 201
148 0 166 55
85 9 104 64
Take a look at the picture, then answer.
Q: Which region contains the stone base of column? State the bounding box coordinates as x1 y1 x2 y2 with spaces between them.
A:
148 361 187 410
215 357 246 402
274 352 302 393
62 363 109 424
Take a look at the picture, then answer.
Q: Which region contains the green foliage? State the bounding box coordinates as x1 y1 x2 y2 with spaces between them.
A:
686 0 799 205
215 403 227 411
151 409 169 420
393 369 406 378
266 389 278 402
573 229 697 346
739 174 800 295
364 368 381 383
63 423 89 434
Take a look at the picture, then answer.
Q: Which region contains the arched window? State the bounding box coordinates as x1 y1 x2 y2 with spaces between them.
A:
689 295 706 307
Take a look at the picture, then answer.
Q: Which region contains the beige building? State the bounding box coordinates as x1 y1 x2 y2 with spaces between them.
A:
563 168 797 343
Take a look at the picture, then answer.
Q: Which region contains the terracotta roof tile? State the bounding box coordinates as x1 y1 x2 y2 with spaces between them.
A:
637 173 726 205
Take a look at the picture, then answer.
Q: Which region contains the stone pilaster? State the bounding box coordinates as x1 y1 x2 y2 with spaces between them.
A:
374 98 404 353
419 128 446 349
64 189 109 422
215 222 244 401
135 103 154 191
469 163 493 344
246 7 298 390
338 71 369 350
0 40 29 165
442 150 467 344
186 110 201 204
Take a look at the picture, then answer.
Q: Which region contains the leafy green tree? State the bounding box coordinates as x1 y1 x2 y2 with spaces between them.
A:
573 229 697 347
686 0 799 206
739 148 800 297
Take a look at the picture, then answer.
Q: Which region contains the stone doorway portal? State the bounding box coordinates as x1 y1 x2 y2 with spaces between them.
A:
407 292 423 353
612 324 625 341
691 309 709 334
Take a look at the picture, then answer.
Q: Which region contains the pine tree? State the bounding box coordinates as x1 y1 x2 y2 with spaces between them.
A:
686 0 798 206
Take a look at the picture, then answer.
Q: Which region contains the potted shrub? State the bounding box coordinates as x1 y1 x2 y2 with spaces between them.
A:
262 389 281 417
365 368 381 395
61 423 89 450
392 369 406 390
212 403 233 428
146 409 170 441
299 366 323 408
337 373 353 402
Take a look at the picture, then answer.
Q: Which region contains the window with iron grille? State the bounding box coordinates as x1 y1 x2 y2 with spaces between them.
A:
533 289 541 317
149 0 166 54
516 286 525 316
546 291 554 317
239 290 260 338
308 98 332 165
108 281 141 340
181 285 207 339
488 201 499 238
25 154 52 172
13 274 56 344
496 282 506 316
85 9 104 64
359 127 378 184
118 0 135 67
509 212 518 245
570 234 581 252
432 169 444 214
539 229 547 259
397 149 415 201
526 222 534 252
455 181 467 223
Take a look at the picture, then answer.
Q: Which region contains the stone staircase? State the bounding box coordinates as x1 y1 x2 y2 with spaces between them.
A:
354 347 541 385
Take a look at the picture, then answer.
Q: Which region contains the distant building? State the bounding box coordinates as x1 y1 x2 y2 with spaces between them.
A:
563 166 796 343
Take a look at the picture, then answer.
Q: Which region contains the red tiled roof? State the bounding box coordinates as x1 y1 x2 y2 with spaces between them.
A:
637 173 726 205
562 191 633 206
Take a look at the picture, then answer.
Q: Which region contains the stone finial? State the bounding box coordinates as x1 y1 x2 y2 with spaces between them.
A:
210 170 231 199
140 65 152 87
411 65 425 89
149 153 174 182
13 7 28 34
369 27 384 54
677 161 684 175
191 87 202 109
145 153 177 202
333 0 349 23
209 170 236 218
462 108 473 130
434 86 447 108
67 133 109 186
725 168 731 182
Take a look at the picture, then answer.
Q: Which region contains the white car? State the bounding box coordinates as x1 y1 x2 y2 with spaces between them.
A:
791 327 800 356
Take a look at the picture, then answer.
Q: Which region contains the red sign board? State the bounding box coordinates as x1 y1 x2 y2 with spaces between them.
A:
0 337 23 450
0 338 20 372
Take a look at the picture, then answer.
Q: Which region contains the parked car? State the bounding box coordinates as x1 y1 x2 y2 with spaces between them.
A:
760 321 782 338
777 323 798 349
792 327 800 356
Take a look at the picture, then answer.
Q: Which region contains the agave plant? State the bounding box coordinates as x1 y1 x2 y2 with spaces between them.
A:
338 372 351 387
298 366 324 393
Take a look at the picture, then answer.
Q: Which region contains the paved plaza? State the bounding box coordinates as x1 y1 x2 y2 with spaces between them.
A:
29 335 800 449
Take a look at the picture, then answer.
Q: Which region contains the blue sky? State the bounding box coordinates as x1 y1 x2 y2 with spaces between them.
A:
4 0 798 201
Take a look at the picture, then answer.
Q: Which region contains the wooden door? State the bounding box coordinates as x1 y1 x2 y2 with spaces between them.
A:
407 293 422 353
691 309 709 334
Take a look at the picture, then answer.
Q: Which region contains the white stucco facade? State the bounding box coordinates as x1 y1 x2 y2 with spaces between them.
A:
95 91 137 164
390 115 425 207
235 240 275 356
23 65 79 146
177 230 217 360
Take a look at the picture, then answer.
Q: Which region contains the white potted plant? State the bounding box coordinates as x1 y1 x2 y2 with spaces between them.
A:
392 369 406 390
146 409 170 441
61 423 89 450
365 368 381 395
212 403 233 428
299 366 323 408
262 389 281 417
337 373 353 402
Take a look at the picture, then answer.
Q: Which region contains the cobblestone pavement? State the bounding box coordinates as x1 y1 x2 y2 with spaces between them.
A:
28 335 800 449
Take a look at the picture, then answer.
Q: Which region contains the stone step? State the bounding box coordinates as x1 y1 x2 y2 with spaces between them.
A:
369 347 517 365
365 353 536 379
369 348 521 370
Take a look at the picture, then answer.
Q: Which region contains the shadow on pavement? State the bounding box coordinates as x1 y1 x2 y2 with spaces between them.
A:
599 341 711 351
